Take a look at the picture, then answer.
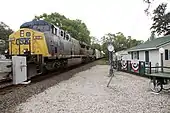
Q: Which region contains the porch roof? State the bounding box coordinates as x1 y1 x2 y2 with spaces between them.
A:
128 35 170 52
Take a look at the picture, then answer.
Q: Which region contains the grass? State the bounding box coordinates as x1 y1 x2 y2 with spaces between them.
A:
96 58 109 65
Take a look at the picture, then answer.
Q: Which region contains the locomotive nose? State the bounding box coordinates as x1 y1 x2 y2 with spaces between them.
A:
9 28 48 56
13 29 32 55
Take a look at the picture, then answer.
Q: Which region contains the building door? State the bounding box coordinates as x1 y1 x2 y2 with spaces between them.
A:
145 51 149 62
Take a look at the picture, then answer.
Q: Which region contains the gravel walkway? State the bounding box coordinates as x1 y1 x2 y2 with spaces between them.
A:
13 65 170 113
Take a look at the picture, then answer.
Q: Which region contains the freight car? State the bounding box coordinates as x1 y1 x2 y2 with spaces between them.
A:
5 20 104 79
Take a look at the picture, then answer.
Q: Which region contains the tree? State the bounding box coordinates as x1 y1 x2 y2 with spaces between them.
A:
91 43 101 51
148 32 156 41
0 22 13 52
91 36 99 44
91 36 102 50
101 32 143 59
150 3 170 36
101 32 143 58
35 13 91 45
143 0 154 15
102 32 143 52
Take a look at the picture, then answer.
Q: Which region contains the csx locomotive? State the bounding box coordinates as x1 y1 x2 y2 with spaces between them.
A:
6 20 104 78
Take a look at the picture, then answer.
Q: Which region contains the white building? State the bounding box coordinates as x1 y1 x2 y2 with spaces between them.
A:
116 50 130 61
127 35 170 72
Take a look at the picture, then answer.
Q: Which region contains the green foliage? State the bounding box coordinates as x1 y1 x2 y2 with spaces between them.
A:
102 32 143 52
91 36 101 50
101 32 143 58
143 0 154 15
35 12 91 45
0 22 13 53
148 32 155 41
91 43 101 51
150 3 170 36
144 1 170 36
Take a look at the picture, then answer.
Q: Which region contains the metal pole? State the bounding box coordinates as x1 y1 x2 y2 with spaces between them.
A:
109 51 113 76
107 72 114 87
161 53 163 73
106 39 115 87
109 51 111 65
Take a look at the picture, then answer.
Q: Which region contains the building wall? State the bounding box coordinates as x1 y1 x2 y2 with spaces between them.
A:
130 50 159 66
139 51 145 61
162 44 170 72
149 50 160 67
118 49 165 70
116 50 131 61
121 54 131 61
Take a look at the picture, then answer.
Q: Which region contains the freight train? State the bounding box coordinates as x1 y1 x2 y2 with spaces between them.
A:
5 20 104 79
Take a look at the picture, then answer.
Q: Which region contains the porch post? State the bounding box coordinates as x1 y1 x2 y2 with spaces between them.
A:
159 47 164 73
161 53 163 73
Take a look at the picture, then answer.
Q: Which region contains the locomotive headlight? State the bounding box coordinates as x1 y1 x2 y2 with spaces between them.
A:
5 50 8 53
23 49 26 53
20 30 24 37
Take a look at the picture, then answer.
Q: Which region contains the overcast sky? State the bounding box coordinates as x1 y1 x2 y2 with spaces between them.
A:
0 0 170 41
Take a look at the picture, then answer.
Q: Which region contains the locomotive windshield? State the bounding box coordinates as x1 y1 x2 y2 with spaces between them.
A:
32 25 50 32
20 25 50 32
20 20 51 32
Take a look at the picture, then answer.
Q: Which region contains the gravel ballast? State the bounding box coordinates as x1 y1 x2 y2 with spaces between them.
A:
0 60 101 113
13 65 170 113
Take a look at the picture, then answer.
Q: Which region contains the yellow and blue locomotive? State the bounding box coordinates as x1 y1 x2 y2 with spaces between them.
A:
6 20 99 78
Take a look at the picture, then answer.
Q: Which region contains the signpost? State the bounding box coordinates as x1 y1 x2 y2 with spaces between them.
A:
107 41 115 87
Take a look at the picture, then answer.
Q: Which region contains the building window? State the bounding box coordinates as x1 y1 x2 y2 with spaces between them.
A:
55 29 57 35
131 52 133 59
137 51 139 59
60 31 64 37
66 34 69 40
165 49 168 60
133 51 139 59
55 47 57 53
64 32 66 39
145 51 149 62
134 52 137 59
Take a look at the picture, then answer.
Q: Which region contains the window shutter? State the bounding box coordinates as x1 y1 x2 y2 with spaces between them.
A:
131 52 133 59
137 51 139 59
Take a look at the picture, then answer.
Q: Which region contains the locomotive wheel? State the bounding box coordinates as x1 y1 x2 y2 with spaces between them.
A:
45 62 54 71
149 78 163 93
162 79 170 90
82 58 86 64
42 65 48 74
63 60 68 68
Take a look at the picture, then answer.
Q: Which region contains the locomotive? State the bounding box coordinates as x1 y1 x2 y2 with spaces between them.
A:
6 20 104 78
